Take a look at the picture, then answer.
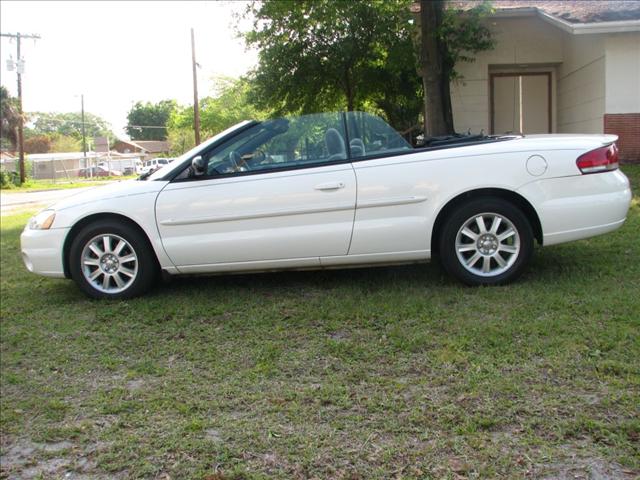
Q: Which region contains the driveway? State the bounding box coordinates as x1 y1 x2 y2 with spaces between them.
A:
1 186 101 216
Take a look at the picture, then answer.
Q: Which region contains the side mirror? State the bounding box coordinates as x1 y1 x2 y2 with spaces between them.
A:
191 155 206 176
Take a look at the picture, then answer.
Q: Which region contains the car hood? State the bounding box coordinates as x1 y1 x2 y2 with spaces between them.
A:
51 179 168 212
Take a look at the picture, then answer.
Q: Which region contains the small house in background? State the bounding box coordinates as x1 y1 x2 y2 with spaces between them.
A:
25 152 144 180
0 151 16 172
27 152 92 180
413 0 640 162
112 139 170 159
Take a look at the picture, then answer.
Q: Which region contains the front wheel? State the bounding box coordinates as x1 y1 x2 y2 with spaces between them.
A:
439 198 534 286
69 220 157 299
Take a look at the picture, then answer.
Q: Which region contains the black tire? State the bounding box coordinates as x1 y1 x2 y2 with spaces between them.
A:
69 220 158 299
438 198 534 286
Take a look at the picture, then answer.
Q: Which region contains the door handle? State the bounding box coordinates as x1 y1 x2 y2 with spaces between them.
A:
314 181 345 191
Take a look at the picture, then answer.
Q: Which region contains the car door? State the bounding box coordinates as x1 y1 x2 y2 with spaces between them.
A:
155 113 356 273
341 112 431 259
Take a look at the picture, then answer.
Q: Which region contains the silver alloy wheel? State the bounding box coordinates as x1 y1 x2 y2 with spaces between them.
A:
455 212 521 277
80 234 139 294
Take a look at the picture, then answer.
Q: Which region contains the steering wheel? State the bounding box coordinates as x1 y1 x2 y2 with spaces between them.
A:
228 151 248 172
251 149 275 166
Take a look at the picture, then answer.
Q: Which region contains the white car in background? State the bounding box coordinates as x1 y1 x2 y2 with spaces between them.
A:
140 157 170 175
21 111 631 299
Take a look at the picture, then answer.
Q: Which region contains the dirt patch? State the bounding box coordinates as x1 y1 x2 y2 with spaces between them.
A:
205 428 223 443
328 330 351 341
538 453 637 479
125 379 145 391
0 439 118 479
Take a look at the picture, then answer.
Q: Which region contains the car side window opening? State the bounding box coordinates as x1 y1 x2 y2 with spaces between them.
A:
345 111 412 158
177 112 348 179
173 112 413 181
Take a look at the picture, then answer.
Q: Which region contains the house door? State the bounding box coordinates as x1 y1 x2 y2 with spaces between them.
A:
491 73 551 134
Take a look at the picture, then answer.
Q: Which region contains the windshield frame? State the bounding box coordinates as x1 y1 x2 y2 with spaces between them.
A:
145 120 257 181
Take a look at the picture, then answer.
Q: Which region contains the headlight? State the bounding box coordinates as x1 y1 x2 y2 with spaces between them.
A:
28 210 56 230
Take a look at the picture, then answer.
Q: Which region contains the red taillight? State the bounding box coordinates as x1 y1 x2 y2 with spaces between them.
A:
576 143 619 174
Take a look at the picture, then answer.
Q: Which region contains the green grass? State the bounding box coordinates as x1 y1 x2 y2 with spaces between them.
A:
1 176 137 192
1 165 639 479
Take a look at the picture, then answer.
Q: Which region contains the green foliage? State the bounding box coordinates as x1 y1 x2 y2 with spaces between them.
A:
440 0 495 80
166 128 195 157
0 170 20 188
125 100 176 141
1 86 21 150
241 0 423 131
167 77 266 155
21 131 81 154
24 135 52 154
49 133 82 153
26 111 114 142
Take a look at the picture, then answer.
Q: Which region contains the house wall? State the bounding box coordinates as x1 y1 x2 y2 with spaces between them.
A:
450 15 639 161
605 33 640 114
31 159 82 180
604 33 640 161
556 34 606 134
451 16 563 134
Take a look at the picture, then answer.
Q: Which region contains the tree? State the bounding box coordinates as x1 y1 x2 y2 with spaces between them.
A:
167 77 267 155
0 86 21 151
241 0 423 131
125 100 176 141
24 135 51 154
49 133 81 153
26 111 114 141
418 0 494 135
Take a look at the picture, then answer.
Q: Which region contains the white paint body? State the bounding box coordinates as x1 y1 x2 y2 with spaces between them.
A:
20 129 632 281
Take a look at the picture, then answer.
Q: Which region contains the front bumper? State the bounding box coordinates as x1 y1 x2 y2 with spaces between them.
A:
20 227 69 278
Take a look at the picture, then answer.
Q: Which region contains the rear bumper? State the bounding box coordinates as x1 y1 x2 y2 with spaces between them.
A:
20 227 69 278
517 170 632 246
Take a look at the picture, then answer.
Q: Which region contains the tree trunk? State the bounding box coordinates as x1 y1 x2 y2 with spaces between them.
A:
345 68 355 111
420 0 454 136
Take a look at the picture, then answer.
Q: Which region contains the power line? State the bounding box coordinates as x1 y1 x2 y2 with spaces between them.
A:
26 117 168 130
1 31 41 184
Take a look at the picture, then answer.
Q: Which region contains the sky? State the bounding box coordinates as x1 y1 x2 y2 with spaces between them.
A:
0 1 258 138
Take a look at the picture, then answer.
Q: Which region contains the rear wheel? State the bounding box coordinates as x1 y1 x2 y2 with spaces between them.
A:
69 220 157 299
439 198 534 285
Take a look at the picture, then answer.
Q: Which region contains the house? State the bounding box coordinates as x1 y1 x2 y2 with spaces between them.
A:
25 152 144 179
0 151 16 172
134 140 170 156
112 139 170 159
417 1 640 161
27 152 93 180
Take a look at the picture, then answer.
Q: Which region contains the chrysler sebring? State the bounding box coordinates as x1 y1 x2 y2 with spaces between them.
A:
21 112 632 298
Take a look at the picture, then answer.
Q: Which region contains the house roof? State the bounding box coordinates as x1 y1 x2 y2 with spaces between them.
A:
132 140 169 153
451 1 640 23
114 139 149 152
26 152 100 162
414 1 640 33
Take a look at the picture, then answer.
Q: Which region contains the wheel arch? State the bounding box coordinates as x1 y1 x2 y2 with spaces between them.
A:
430 188 543 255
62 212 159 278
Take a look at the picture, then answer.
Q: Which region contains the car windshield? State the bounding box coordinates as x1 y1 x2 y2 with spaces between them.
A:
145 121 253 181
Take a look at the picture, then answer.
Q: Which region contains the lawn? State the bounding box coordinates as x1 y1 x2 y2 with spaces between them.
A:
1 176 137 192
1 165 639 479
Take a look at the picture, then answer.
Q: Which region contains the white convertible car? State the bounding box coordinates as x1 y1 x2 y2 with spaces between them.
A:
21 112 631 299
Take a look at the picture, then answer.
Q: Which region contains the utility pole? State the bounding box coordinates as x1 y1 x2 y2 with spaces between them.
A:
80 94 88 177
1 32 41 184
191 28 201 145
